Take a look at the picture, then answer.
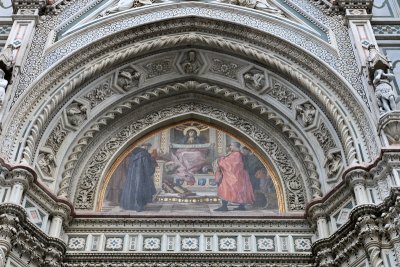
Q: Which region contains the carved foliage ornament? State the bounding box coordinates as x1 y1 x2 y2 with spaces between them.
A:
74 103 306 211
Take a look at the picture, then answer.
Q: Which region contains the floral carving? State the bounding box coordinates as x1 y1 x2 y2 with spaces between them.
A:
256 237 275 251
106 237 124 250
181 237 199 251
294 238 311 251
45 121 68 154
268 82 298 109
68 237 86 250
313 123 336 154
144 58 174 78
84 81 114 108
219 237 237 251
143 237 161 250
210 58 242 79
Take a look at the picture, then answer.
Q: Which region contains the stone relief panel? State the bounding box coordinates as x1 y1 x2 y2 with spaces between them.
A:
243 68 266 92
266 80 299 109
64 101 88 130
142 56 176 79
295 102 317 128
83 79 115 108
313 122 336 154
115 66 141 91
179 50 203 75
37 150 57 180
73 103 306 211
45 120 69 155
209 57 245 80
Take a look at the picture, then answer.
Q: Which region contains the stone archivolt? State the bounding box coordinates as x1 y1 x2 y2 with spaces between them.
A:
1 19 375 166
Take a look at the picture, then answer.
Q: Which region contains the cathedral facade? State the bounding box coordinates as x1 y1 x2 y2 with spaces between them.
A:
0 0 400 266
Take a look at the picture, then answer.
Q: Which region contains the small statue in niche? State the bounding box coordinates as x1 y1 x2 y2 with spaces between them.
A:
117 68 141 90
0 69 8 106
373 69 396 114
181 51 201 74
243 69 265 91
367 44 399 114
100 0 153 17
38 152 56 176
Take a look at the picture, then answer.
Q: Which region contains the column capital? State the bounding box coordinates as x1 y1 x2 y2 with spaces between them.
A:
345 169 370 187
9 167 34 189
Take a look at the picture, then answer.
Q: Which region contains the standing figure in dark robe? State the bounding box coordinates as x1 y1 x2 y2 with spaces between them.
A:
241 147 264 191
120 143 157 212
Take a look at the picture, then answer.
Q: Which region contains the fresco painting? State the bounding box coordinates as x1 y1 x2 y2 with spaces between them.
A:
101 122 279 214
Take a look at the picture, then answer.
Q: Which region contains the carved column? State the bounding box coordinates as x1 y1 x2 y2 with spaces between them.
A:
317 216 330 239
8 168 33 205
347 169 370 205
48 215 63 238
358 215 384 267
0 214 18 267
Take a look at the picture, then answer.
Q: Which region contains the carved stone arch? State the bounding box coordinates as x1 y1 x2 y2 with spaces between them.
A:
1 17 376 175
71 98 308 212
52 80 327 203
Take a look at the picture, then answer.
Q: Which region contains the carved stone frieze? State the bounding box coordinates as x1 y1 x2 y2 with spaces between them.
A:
267 81 298 109
144 57 174 78
45 120 68 154
74 102 306 210
84 80 114 108
313 123 336 154
209 58 243 79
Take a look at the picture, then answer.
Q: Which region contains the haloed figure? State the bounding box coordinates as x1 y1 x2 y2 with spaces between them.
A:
214 142 254 211
120 143 157 212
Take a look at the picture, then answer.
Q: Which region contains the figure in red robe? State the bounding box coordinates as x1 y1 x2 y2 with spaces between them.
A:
214 142 254 211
